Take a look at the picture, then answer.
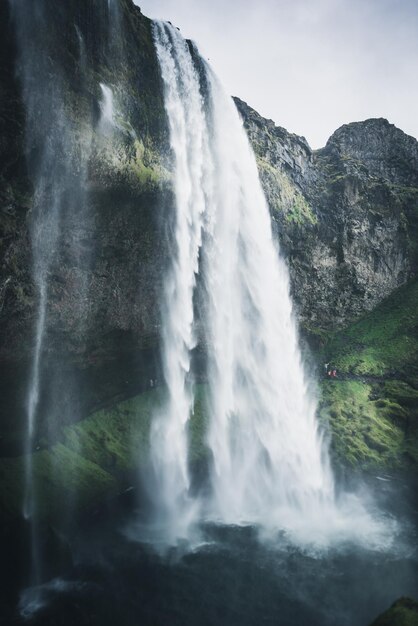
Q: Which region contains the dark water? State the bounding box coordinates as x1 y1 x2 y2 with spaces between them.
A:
6 479 418 626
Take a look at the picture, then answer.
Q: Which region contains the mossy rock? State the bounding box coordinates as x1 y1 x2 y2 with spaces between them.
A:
322 279 418 377
0 389 161 522
316 276 418 475
369 597 418 626
319 376 418 474
319 380 410 472
0 384 210 523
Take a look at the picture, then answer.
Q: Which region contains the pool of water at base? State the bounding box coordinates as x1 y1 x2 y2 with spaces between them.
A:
8 479 418 626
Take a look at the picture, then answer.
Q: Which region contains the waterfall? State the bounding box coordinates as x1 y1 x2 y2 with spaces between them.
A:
99 83 116 132
11 0 68 537
148 22 208 542
10 0 92 599
202 69 335 529
151 21 336 541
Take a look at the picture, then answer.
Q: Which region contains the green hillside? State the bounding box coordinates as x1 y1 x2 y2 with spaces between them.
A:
319 279 418 474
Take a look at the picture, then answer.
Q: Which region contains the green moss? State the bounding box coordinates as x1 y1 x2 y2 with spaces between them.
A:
2 274 417 518
131 138 168 189
317 279 418 474
369 597 418 626
0 386 214 522
323 279 418 377
287 196 317 225
319 380 408 471
63 391 159 471
255 156 317 225
0 389 166 521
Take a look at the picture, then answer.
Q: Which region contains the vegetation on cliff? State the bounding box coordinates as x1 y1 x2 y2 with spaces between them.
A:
0 385 211 522
0 390 158 521
319 278 418 474
369 597 418 626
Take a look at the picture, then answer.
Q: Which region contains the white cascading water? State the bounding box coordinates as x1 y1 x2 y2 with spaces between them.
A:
148 21 208 542
151 20 334 536
99 83 116 132
151 22 391 548
202 69 335 530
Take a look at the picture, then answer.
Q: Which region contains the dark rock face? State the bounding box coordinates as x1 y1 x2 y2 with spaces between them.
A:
1 0 170 360
0 0 171 444
325 119 418 187
234 98 418 332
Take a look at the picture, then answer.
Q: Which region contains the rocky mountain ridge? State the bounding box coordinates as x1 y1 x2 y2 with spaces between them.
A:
234 98 418 334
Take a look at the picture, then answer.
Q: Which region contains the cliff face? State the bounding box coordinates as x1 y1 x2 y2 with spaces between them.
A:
1 0 417 450
0 0 172 445
1 0 171 360
234 98 418 333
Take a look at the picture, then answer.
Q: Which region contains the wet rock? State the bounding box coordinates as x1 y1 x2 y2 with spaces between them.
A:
369 597 418 626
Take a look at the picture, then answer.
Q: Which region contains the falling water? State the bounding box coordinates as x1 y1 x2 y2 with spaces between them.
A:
150 22 391 548
148 21 208 543
202 69 339 533
99 83 116 132
10 0 67 547
151 20 334 538
10 0 93 599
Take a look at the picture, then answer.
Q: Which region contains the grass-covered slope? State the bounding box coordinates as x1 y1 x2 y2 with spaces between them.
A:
0 390 160 522
322 279 418 377
319 279 418 474
369 597 418 626
0 385 209 522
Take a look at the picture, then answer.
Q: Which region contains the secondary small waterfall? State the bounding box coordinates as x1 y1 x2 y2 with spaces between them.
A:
11 0 66 540
151 22 337 542
10 0 92 599
99 83 117 132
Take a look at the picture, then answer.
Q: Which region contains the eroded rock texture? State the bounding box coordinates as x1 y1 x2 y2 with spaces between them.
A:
235 98 418 332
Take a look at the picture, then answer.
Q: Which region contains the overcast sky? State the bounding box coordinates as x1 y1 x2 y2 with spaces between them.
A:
135 0 418 149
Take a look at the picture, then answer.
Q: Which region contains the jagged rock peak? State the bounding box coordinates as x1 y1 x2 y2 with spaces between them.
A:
321 118 418 186
326 117 417 145
233 97 312 155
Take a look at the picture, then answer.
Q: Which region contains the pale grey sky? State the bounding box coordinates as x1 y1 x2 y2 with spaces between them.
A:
135 0 418 148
